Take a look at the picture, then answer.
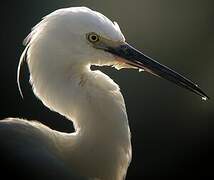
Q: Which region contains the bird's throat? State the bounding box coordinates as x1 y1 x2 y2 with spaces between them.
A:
29 57 132 179
56 68 132 180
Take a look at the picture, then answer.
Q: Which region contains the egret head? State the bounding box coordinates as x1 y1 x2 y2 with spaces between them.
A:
18 7 208 100
22 7 126 67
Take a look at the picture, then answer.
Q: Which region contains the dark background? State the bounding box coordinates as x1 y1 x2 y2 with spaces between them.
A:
1 0 214 179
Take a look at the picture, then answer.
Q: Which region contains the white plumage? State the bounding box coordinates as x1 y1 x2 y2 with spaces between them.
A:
2 7 131 180
0 6 208 180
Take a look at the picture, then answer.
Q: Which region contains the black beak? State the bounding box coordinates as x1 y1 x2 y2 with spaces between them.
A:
106 42 209 100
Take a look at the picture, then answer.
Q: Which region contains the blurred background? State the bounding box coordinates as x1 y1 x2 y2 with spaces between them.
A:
0 0 214 179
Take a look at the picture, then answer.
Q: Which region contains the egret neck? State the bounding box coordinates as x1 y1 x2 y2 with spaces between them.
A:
27 41 131 179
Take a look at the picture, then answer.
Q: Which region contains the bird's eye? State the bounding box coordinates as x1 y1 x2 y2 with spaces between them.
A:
87 33 100 43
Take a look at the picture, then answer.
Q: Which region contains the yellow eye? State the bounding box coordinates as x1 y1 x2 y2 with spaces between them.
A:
87 33 100 43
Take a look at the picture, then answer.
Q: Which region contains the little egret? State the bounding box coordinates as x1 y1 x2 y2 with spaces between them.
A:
0 7 208 180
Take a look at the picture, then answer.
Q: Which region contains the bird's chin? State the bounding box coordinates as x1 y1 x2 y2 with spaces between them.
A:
113 55 140 70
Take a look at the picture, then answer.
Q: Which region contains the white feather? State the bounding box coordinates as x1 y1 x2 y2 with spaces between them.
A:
2 7 132 180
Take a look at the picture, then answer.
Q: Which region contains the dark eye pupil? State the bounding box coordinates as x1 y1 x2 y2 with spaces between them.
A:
91 35 97 41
